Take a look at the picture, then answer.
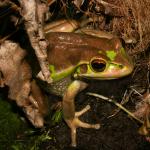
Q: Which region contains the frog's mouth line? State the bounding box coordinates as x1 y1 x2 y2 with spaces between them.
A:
74 65 134 80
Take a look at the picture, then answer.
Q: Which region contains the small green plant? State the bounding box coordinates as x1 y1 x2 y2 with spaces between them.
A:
51 109 63 125
11 143 23 150
30 130 52 150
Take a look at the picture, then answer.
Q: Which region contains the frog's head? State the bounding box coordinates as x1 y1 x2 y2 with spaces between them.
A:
74 38 134 80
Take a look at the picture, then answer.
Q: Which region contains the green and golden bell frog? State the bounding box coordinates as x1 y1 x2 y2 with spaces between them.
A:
40 19 134 147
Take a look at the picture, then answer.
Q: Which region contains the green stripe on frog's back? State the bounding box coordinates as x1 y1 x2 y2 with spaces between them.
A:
49 65 75 82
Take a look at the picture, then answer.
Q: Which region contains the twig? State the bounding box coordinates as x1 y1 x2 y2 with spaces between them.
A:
19 0 52 83
87 92 144 124
131 88 143 97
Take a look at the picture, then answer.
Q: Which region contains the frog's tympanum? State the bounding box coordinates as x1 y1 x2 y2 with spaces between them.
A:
37 20 134 147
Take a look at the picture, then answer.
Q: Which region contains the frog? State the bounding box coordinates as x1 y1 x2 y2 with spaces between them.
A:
37 19 134 147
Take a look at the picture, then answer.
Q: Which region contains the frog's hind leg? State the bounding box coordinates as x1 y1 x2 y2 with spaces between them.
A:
63 80 100 147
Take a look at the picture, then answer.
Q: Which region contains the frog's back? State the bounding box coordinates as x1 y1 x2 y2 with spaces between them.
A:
46 32 122 72
46 32 121 51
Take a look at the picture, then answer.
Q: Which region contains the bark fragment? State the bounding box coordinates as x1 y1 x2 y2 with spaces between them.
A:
0 40 48 127
19 0 52 83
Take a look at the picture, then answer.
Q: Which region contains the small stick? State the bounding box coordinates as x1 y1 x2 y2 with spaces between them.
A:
87 92 144 124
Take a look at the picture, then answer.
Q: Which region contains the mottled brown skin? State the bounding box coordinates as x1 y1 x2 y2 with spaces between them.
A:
46 32 127 71
46 32 121 51
0 41 48 127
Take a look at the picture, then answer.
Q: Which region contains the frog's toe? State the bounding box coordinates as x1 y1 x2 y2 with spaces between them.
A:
75 104 90 117
70 117 100 129
94 123 101 129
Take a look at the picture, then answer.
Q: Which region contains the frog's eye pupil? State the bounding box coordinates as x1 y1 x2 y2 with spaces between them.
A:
91 59 106 72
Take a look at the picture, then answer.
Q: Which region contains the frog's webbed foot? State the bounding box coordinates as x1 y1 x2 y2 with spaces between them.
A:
65 104 100 147
63 80 100 147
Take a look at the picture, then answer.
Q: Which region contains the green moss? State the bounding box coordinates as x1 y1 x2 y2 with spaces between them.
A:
0 96 24 149
0 94 53 150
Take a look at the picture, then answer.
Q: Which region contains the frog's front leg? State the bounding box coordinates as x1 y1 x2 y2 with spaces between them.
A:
63 80 100 147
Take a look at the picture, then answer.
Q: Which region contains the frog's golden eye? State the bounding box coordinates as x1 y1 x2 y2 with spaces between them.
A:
90 58 106 72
